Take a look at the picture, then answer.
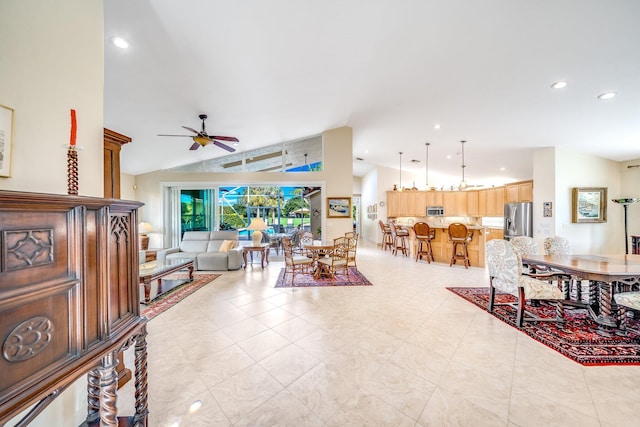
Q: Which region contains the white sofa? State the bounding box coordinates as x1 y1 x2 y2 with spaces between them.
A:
158 230 244 271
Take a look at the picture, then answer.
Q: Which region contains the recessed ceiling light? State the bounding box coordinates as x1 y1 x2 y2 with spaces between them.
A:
500 167 506 171
110 36 129 49
364 149 368 154
597 92 616 100
434 124 441 130
551 81 568 89
446 154 452 159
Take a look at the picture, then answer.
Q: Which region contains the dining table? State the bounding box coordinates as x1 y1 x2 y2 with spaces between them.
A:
302 241 335 278
521 253 640 335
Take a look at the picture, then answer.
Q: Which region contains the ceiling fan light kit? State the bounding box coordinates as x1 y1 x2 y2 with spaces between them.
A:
158 114 238 152
459 140 468 190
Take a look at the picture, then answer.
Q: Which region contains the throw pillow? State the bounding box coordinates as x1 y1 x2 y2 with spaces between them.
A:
219 240 236 253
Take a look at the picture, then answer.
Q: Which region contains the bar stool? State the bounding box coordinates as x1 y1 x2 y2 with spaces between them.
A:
448 223 473 268
413 222 435 263
389 221 409 256
378 220 393 251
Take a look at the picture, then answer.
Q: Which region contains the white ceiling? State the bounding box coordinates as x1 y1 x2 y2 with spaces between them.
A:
104 0 640 189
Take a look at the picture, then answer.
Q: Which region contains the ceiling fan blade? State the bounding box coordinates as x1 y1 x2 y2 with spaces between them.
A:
213 140 236 152
158 134 193 137
211 135 239 142
189 142 201 150
181 126 200 134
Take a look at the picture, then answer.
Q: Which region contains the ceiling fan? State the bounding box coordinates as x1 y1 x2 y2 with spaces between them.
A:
158 114 238 152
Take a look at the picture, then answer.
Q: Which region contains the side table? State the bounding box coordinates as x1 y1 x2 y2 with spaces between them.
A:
243 244 270 269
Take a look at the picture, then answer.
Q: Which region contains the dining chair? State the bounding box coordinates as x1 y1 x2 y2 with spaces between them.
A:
317 236 350 283
344 231 356 238
388 221 409 257
281 236 314 285
413 222 435 263
448 223 473 268
543 235 570 255
378 220 393 251
345 234 358 270
486 239 565 327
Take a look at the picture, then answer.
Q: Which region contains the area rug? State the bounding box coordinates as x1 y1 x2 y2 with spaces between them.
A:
447 287 640 366
275 268 373 288
141 273 220 320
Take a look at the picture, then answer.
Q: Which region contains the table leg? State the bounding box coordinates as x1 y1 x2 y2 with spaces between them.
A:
243 250 248 270
265 247 270 265
187 264 194 281
594 281 618 336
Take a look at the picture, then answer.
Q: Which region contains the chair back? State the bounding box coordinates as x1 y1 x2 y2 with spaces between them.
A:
510 236 538 256
485 239 522 295
300 231 314 248
544 236 570 255
346 235 358 266
378 220 389 233
448 223 469 241
332 236 349 261
345 231 356 238
281 237 295 265
414 222 433 239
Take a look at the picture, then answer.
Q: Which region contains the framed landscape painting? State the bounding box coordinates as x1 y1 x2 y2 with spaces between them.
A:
572 187 607 223
327 197 351 218
0 104 14 177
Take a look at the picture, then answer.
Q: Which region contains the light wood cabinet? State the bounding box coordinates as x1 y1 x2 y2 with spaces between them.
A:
485 228 504 242
478 189 488 216
505 180 533 203
467 191 479 216
428 226 486 267
426 191 444 206
485 187 505 216
386 191 427 217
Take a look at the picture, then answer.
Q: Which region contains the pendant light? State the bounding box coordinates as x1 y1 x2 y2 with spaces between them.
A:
459 140 468 190
399 152 403 191
425 142 430 189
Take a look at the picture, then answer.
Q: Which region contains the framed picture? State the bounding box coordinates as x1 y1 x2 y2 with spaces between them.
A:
327 197 351 218
0 104 14 177
572 187 607 223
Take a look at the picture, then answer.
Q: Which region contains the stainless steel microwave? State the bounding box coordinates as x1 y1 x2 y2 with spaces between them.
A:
426 206 445 216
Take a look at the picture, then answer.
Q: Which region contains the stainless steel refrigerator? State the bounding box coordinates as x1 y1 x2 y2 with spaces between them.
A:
503 202 533 240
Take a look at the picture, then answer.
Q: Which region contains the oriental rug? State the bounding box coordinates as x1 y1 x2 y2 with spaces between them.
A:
275 267 373 288
447 287 640 366
141 273 220 320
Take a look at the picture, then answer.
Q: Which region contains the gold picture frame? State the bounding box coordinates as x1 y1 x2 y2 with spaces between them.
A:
572 187 607 223
0 104 14 177
327 197 352 218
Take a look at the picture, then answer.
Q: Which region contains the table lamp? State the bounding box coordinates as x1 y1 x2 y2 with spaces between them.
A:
138 222 154 250
611 198 640 254
247 218 268 246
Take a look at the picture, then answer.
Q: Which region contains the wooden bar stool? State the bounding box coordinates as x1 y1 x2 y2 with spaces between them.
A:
413 222 435 263
389 221 409 256
448 223 473 268
378 220 393 251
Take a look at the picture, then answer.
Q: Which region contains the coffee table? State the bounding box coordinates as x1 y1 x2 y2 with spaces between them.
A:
139 258 194 304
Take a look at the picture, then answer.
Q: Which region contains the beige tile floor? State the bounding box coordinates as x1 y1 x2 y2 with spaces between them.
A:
119 240 640 426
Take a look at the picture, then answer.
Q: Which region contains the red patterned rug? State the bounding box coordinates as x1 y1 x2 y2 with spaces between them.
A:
141 273 220 320
275 268 373 287
447 287 640 366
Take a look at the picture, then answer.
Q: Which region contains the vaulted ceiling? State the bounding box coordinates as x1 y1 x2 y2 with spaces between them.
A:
104 0 640 189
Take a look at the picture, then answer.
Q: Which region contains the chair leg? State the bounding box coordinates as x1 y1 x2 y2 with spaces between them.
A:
463 243 470 268
488 282 496 312
516 287 525 327
449 242 457 266
427 240 434 263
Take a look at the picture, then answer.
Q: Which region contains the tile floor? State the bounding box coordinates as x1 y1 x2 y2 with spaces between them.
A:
118 240 639 426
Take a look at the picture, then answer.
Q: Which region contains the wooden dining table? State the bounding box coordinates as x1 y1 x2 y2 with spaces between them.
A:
302 241 335 278
522 253 640 335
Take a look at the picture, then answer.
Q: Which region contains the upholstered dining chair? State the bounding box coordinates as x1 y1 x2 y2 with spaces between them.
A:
486 239 565 327
281 236 314 285
413 222 435 263
614 291 640 336
378 220 393 251
544 235 570 255
317 236 350 283
388 221 409 257
448 223 473 268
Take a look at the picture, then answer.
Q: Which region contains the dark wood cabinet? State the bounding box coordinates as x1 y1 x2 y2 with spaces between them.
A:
104 128 131 199
632 236 640 255
0 190 148 426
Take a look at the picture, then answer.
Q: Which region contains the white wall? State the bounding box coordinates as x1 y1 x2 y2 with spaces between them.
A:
1 2 105 426
0 0 104 196
533 147 623 254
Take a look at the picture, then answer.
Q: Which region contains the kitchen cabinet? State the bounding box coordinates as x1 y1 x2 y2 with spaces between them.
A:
428 225 486 267
386 191 427 217
485 187 505 216
467 191 479 216
505 180 533 203
444 191 469 216
426 191 444 207
485 228 504 242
